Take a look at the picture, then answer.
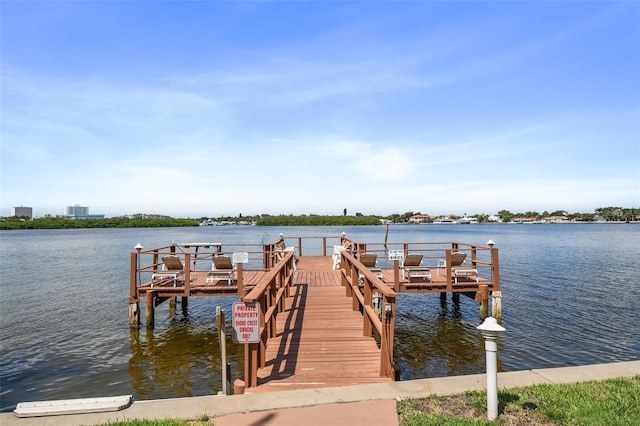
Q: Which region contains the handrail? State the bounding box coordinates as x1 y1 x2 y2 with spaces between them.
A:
340 241 499 291
339 250 397 378
241 250 295 388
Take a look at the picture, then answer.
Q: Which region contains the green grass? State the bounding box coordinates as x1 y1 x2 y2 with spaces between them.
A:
96 376 639 426
398 376 640 425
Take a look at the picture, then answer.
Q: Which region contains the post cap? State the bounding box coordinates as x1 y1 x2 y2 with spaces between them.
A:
135 243 144 251
477 316 505 338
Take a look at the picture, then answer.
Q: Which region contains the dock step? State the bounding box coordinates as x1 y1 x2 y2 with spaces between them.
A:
14 395 133 418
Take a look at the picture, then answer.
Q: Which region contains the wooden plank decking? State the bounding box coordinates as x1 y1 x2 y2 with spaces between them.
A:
251 257 393 392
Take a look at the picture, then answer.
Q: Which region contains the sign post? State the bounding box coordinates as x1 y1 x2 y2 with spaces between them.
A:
388 250 404 292
387 250 404 261
232 302 260 344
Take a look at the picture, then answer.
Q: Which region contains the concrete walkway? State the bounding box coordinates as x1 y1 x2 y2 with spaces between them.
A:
2 360 638 426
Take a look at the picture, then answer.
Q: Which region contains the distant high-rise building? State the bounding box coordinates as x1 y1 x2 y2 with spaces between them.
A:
66 204 89 216
65 205 104 219
11 206 33 219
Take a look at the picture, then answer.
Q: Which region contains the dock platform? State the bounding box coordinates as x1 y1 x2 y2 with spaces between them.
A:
129 235 501 394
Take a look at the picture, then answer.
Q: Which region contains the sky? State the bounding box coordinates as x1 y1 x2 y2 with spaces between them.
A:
1 1 639 218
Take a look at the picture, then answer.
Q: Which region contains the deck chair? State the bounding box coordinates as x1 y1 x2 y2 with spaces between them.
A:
332 245 345 270
401 253 431 283
332 240 352 269
151 255 184 287
449 253 478 283
359 252 383 281
207 255 237 285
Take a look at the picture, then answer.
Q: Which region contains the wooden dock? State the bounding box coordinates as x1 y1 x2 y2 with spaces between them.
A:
252 257 393 392
129 235 501 394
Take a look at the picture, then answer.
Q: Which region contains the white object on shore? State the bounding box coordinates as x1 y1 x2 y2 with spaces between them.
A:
14 395 133 418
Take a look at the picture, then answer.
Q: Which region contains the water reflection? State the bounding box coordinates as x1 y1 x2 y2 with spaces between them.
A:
128 302 243 400
393 294 503 379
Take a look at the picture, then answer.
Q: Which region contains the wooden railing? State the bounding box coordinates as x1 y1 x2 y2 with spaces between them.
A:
241 250 296 388
339 250 398 378
130 242 270 297
343 240 500 293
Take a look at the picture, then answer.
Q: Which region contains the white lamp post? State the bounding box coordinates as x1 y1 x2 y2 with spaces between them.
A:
135 243 143 285
477 316 505 421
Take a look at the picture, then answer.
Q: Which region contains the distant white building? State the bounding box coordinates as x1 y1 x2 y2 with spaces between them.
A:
11 206 33 219
66 205 89 216
65 204 104 219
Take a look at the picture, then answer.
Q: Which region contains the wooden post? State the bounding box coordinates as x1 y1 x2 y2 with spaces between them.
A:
452 292 460 304
129 252 140 328
363 280 372 337
445 250 453 293
181 297 188 315
491 247 501 292
380 296 396 378
492 291 503 324
237 262 244 295
387 296 395 360
478 284 489 321
259 300 266 368
184 253 191 295
217 307 231 395
393 259 400 292
245 342 259 388
488 246 502 323
268 281 277 339
169 297 176 316
234 379 245 395
129 302 140 327
440 292 447 303
351 267 359 311
380 308 391 377
130 252 138 302
145 292 155 328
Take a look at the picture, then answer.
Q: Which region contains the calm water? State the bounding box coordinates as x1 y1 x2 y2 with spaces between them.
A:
1 224 639 412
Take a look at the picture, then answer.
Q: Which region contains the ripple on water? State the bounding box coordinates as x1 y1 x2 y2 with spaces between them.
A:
1 225 639 412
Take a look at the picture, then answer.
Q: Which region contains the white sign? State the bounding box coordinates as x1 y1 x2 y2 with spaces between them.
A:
388 250 405 261
232 252 249 264
232 302 260 343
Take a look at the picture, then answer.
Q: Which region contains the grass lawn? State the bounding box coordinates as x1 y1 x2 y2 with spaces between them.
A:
398 376 640 425
98 376 639 426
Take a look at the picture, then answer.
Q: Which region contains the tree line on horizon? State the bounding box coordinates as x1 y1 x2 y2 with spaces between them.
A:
1 206 636 230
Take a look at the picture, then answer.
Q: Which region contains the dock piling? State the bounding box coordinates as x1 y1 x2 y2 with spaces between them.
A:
169 297 176 316
492 291 502 323
128 302 140 327
478 285 489 321
146 292 155 328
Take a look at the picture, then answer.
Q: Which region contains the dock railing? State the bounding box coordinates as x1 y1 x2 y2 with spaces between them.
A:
241 250 296 389
339 250 398 378
342 240 500 293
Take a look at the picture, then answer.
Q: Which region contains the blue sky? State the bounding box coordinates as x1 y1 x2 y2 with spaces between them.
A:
2 1 639 218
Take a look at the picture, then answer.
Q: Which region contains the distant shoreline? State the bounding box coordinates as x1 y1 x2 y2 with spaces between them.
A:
1 220 637 231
